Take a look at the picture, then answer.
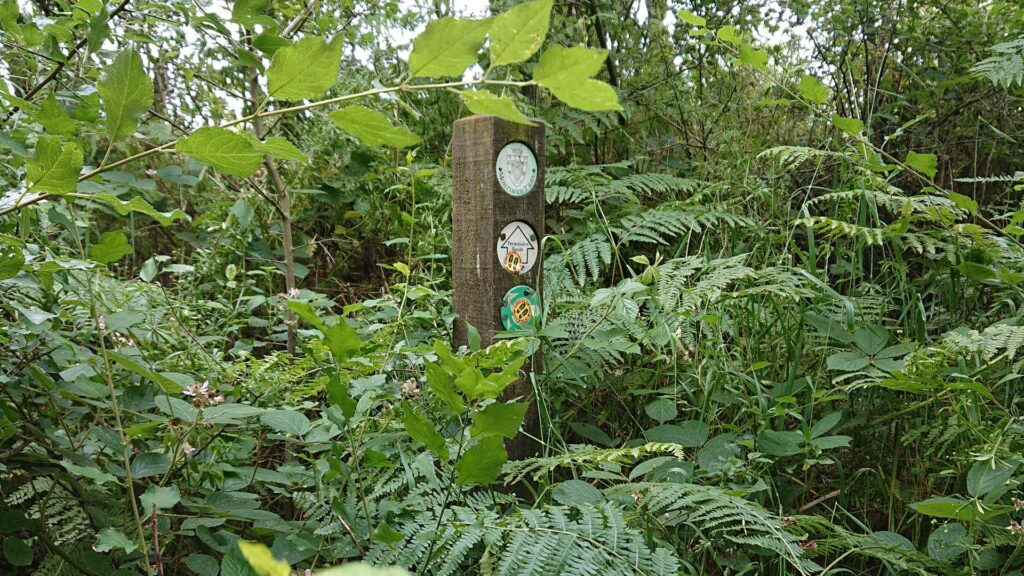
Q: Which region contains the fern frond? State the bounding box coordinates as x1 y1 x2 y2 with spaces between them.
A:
971 38 1024 88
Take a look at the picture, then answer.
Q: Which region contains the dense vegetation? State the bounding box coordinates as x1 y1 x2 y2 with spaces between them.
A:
2 0 1024 574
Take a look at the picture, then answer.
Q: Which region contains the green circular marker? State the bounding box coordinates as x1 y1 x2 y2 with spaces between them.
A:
500 285 540 330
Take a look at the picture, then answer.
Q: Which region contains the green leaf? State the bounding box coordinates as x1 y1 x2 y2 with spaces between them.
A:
645 421 709 447
256 136 308 164
644 398 677 423
60 460 119 485
927 523 968 562
177 127 262 176
810 412 842 438
551 479 603 505
826 350 870 372
231 0 268 21
324 320 361 362
948 191 978 213
72 193 189 225
813 435 851 450
758 429 803 456
130 451 169 478
187 554 221 576
798 75 830 104
455 435 507 485
330 106 420 148
409 17 490 78
325 374 356 419
470 401 528 439
0 235 25 280
911 496 1013 521
454 366 500 400
88 230 133 264
967 459 1018 498
831 114 864 136
906 151 938 179
203 403 266 424
97 48 154 139
716 25 741 45
36 93 77 135
267 36 342 100
286 300 326 331
154 396 198 422
238 541 291 576
489 0 552 66
94 528 136 554
26 136 82 194
315 563 411 576
425 362 463 412
459 90 533 125
403 404 449 459
738 44 768 70
3 537 33 566
140 484 180 511
533 46 622 111
260 409 311 437
677 10 705 27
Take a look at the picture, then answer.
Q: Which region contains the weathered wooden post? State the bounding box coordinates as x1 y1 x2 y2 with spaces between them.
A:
452 115 544 459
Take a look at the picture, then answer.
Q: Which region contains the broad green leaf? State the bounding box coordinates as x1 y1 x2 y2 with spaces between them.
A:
97 48 154 139
645 421 709 447
459 90 533 125
967 459 1018 497
26 136 82 194
533 46 622 111
60 460 118 485
409 17 490 78
489 0 552 66
716 25 741 45
810 412 842 438
93 528 136 554
551 479 603 505
260 409 311 437
0 235 25 280
470 401 528 439
256 136 308 164
89 230 133 264
455 435 507 485
231 0 268 21
324 320 361 362
644 398 677 423
798 75 830 104
813 435 851 450
203 403 266 424
948 191 978 212
738 43 768 70
757 429 803 456
906 151 938 179
831 114 864 136
315 563 412 576
329 106 420 148
107 351 182 393
238 541 290 576
454 366 500 400
2 538 31 566
286 300 326 331
186 554 221 576
911 496 1013 521
677 10 705 27
325 374 356 419
267 36 342 100
425 362 463 412
253 32 290 56
140 485 180 511
154 396 198 423
177 127 262 176
403 404 449 459
826 350 870 372
36 94 77 135
71 193 189 225
130 451 169 478
927 524 968 562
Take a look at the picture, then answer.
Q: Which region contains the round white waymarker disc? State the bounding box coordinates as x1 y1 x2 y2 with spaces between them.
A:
496 220 539 275
495 142 538 197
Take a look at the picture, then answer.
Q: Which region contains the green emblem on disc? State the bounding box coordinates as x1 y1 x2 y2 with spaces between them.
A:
500 285 540 330
496 141 538 197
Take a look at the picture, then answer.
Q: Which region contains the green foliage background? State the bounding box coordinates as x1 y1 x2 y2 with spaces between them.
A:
1 0 1024 574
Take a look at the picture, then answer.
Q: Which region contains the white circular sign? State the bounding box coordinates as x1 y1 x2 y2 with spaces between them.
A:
497 220 539 275
496 142 538 197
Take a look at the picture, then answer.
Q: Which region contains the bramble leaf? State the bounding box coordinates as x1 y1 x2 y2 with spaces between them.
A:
329 106 420 148
489 0 552 66
267 36 342 100
97 48 154 139
409 17 490 78
176 127 262 176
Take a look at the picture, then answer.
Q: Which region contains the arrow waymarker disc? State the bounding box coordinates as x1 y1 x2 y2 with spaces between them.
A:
497 220 539 275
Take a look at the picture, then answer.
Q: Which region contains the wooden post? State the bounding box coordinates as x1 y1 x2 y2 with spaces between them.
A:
452 115 544 459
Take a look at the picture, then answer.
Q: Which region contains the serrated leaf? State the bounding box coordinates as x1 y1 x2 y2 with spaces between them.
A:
470 401 528 439
26 136 82 194
231 0 268 21
551 479 603 505
259 409 311 436
73 193 189 225
89 230 133 264
425 362 463 412
758 429 803 456
738 43 767 70
677 9 705 27
329 106 420 148
644 397 677 423
798 75 830 104
948 191 978 212
489 0 552 66
716 25 741 45
927 524 967 562
459 90 533 124
906 151 938 179
0 235 25 280
36 94 78 135
238 541 290 576
177 127 262 176
256 135 308 164
267 36 342 100
831 114 864 136
967 459 1018 497
455 435 506 485
93 528 136 554
97 48 154 139
826 350 870 372
409 17 490 78
403 404 449 459
533 46 622 111
140 484 180 511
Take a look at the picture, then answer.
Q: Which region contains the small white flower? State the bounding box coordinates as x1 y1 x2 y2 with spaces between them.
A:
183 381 210 397
182 442 196 456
